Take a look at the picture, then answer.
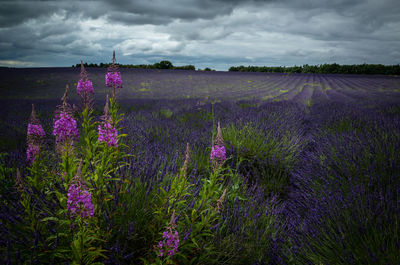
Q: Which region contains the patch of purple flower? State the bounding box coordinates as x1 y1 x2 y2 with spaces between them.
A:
77 80 94 96
27 123 45 137
210 122 226 164
26 143 39 164
67 183 94 219
98 122 118 147
156 229 179 257
26 104 44 164
210 145 226 163
53 112 79 143
105 72 122 88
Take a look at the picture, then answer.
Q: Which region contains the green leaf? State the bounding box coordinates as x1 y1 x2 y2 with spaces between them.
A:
41 216 59 222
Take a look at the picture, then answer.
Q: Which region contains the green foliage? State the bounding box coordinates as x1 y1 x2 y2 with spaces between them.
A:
154 60 174 69
79 107 99 163
160 108 173 119
190 147 212 175
178 109 213 125
229 63 400 75
222 123 298 196
0 153 14 192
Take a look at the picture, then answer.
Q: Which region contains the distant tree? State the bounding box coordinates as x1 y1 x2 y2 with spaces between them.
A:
154 60 173 69
228 63 400 75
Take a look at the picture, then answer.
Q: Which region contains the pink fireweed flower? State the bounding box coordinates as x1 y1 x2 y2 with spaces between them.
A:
105 71 122 88
210 121 226 165
27 104 44 164
180 143 190 175
106 51 122 98
53 112 79 143
210 145 226 163
26 144 40 165
77 79 94 96
155 210 179 258
98 122 118 147
27 123 45 137
77 62 94 109
67 183 94 219
156 229 179 257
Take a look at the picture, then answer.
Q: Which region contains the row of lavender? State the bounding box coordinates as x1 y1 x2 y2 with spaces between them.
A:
1 66 399 101
1 53 400 264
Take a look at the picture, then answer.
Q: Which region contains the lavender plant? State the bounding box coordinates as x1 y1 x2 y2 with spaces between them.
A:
1 56 399 264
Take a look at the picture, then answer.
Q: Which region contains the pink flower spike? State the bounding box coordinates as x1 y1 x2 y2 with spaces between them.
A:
53 112 79 143
67 184 94 219
98 122 118 147
27 123 45 137
26 144 40 165
105 72 123 88
77 79 94 96
210 145 226 163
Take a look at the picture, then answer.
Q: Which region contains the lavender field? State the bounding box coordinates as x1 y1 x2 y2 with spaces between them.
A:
1 64 400 264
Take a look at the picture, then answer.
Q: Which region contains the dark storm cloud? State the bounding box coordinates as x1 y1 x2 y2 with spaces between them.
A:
0 0 238 28
0 2 57 27
0 0 399 69
104 0 234 21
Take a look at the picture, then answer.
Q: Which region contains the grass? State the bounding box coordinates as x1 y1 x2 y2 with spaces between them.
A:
222 123 299 197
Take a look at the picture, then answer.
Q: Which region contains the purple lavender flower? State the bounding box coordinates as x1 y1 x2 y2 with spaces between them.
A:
26 144 40 165
67 183 94 219
156 229 179 257
53 112 79 143
77 79 94 96
98 122 118 147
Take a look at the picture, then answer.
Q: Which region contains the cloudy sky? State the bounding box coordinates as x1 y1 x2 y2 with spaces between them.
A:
0 0 399 70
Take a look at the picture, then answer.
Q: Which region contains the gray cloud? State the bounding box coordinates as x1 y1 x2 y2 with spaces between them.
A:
0 0 399 69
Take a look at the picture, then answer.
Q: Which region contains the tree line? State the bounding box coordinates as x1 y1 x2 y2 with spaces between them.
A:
229 63 400 75
73 60 197 71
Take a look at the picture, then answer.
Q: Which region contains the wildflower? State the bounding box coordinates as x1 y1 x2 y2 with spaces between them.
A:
26 144 40 164
77 62 94 95
53 112 79 143
15 168 24 192
67 184 94 218
106 50 122 98
210 145 226 162
27 123 45 138
101 95 110 122
76 61 94 110
98 95 117 147
157 230 179 257
216 188 227 213
105 72 122 88
77 80 94 96
180 142 190 175
26 104 44 164
214 121 224 147
67 161 94 219
155 210 179 258
210 122 226 165
60 84 70 112
98 121 118 147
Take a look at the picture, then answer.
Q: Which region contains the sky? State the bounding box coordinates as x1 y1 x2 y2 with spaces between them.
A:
0 0 399 71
